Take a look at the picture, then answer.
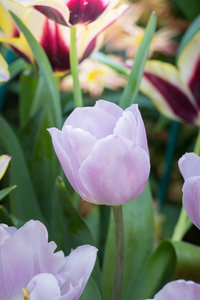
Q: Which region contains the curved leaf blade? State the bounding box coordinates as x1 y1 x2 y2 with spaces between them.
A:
119 12 157 109
0 116 45 223
10 12 62 129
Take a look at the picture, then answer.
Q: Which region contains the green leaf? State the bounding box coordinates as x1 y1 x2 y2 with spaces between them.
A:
133 240 200 299
0 185 16 201
91 52 129 76
10 12 62 129
119 12 157 109
102 182 155 299
52 177 102 293
173 0 200 22
19 73 39 126
18 74 62 222
0 205 14 225
9 58 27 79
31 107 59 221
80 276 102 300
177 15 200 60
0 116 45 223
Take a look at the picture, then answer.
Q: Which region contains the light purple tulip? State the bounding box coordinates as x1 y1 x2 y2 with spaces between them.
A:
48 100 150 206
146 280 200 300
0 220 97 300
178 152 200 230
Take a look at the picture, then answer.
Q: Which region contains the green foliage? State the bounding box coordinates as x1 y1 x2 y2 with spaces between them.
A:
0 116 45 223
102 182 155 299
133 240 200 299
10 12 62 129
0 185 16 201
53 177 102 294
119 12 157 109
173 0 200 22
177 14 200 60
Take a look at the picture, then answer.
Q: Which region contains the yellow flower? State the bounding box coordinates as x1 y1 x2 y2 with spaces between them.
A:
61 57 127 97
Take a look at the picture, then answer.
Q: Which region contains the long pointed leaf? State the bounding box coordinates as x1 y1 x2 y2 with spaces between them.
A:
133 239 200 299
119 12 157 109
0 116 45 223
0 185 16 201
10 12 62 129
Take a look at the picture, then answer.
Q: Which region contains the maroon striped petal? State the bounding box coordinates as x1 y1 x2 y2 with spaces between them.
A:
188 55 200 108
144 72 198 124
65 0 110 25
178 31 200 109
34 5 68 26
40 19 70 72
140 61 199 124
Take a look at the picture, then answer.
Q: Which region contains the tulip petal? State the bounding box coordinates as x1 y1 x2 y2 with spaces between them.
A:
48 127 97 200
65 106 117 138
141 60 198 124
0 237 35 300
14 220 65 274
148 280 200 300
94 99 123 121
48 127 81 195
0 54 10 82
114 104 149 154
24 10 71 72
0 2 17 38
79 4 129 60
0 155 11 180
65 0 110 26
178 152 200 180
10 0 70 26
28 273 61 300
79 135 150 205
0 223 17 245
59 245 97 300
182 176 200 230
0 0 34 62
178 31 200 108
61 125 98 198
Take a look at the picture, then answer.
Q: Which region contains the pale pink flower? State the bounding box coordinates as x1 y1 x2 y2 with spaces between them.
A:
48 100 150 205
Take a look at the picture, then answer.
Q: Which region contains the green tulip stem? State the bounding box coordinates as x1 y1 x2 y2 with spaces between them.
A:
69 26 83 108
111 205 124 300
171 205 192 241
172 128 200 241
194 129 200 155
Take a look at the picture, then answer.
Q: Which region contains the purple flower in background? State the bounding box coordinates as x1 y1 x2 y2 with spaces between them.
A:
0 220 97 299
48 100 150 206
178 152 200 230
146 280 200 300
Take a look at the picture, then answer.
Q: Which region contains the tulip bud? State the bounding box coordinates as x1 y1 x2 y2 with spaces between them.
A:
178 152 200 230
48 100 150 205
